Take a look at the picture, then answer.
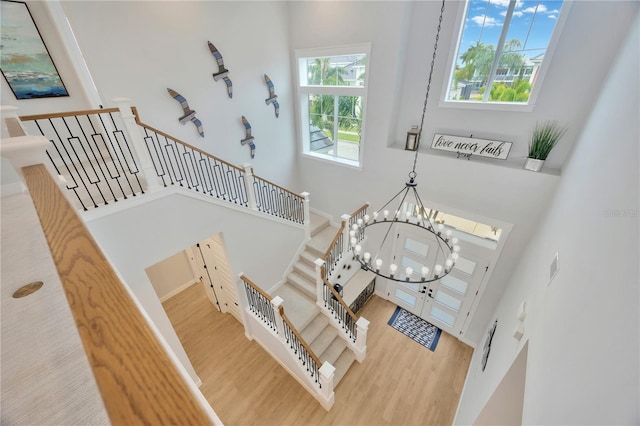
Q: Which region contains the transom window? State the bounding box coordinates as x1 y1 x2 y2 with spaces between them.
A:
444 0 567 108
296 44 370 168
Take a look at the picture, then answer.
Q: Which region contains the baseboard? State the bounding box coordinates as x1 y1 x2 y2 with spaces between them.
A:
1 181 26 198
159 279 199 302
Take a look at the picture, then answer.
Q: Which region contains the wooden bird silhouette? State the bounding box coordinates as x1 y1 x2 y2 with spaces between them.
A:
264 74 279 118
240 116 255 158
208 41 233 98
167 88 204 137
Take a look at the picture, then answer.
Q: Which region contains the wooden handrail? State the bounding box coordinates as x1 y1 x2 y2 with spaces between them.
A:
132 107 303 201
252 172 305 201
350 203 370 218
131 106 243 172
279 307 323 368
323 221 346 260
240 274 273 301
22 164 215 425
19 107 120 121
321 265 359 323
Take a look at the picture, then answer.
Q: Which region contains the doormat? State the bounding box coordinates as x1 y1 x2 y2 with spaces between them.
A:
388 306 442 352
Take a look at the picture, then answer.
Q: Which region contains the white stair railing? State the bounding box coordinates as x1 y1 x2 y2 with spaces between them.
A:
239 274 335 410
312 204 371 362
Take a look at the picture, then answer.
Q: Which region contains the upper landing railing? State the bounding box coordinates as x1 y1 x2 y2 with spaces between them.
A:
11 100 309 232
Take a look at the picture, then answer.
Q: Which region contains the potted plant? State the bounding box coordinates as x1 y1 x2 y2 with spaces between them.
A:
524 120 567 172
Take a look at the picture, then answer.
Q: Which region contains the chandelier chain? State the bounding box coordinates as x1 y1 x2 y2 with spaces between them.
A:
412 0 446 175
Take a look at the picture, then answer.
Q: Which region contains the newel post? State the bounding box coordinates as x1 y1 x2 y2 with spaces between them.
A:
318 361 335 410
113 97 162 191
340 214 351 254
271 296 285 338
0 135 57 182
242 163 258 211
314 258 325 307
354 317 370 362
302 192 311 240
1 106 27 137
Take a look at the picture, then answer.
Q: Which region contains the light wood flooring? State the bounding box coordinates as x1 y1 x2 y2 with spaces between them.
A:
163 282 473 426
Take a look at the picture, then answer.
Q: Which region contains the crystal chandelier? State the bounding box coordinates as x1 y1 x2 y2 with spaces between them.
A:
350 0 459 287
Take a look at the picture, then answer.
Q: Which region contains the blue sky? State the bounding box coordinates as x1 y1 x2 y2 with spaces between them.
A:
457 0 564 63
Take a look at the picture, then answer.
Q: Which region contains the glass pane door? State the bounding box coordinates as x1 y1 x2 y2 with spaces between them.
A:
386 232 437 316
421 251 488 336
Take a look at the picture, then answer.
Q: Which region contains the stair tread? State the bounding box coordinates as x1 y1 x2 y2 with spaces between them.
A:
300 314 329 344
307 226 339 255
272 283 319 330
310 213 330 237
333 350 356 386
310 326 338 356
300 250 319 267
319 336 347 366
294 261 315 280
288 272 315 299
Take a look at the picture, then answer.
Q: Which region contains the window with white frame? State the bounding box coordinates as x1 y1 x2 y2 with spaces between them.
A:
296 44 370 167
444 0 567 108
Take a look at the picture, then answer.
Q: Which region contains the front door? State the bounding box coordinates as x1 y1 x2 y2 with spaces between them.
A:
421 247 489 337
386 230 438 316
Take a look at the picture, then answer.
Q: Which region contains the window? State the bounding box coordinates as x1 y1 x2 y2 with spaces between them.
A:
296 44 370 167
444 0 567 108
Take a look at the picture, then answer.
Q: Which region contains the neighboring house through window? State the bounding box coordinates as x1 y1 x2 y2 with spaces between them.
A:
443 0 569 110
295 44 370 168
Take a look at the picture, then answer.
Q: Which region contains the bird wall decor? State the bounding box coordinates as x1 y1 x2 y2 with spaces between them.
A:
241 116 256 158
208 41 233 98
263 74 279 118
167 88 204 137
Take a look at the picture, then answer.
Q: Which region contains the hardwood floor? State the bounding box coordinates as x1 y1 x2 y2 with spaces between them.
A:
163 282 473 426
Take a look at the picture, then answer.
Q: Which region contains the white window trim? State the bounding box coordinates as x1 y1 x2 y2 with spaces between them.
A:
294 43 371 169
439 0 573 112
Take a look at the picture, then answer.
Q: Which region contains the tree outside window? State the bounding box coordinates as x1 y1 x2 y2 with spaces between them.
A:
446 0 565 105
297 47 369 166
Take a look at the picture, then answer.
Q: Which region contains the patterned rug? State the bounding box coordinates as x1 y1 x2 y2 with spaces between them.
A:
388 306 442 352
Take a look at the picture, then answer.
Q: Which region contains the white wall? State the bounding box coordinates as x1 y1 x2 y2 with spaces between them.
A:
85 189 305 383
455 11 639 425
7 0 637 350
145 250 195 301
287 0 638 346
59 1 298 189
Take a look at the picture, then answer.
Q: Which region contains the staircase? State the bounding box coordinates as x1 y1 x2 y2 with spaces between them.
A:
271 212 356 386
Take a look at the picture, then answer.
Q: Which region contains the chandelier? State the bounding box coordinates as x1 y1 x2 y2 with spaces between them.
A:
350 0 459 287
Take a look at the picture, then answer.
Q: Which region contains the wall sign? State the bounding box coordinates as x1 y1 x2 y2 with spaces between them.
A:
431 133 512 160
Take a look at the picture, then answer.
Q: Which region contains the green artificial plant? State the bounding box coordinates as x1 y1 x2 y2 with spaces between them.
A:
527 120 567 160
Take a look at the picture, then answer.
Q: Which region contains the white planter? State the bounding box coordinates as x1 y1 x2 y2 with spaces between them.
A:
524 158 545 172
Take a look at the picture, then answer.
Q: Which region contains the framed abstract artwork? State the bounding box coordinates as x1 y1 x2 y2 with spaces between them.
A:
0 0 69 99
